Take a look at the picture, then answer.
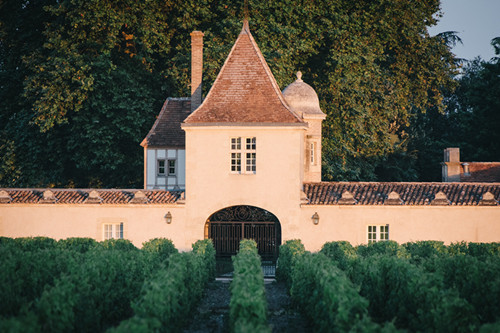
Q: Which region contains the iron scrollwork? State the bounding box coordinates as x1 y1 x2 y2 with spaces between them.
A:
209 205 279 222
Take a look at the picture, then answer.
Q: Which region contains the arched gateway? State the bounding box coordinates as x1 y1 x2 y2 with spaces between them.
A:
205 205 281 274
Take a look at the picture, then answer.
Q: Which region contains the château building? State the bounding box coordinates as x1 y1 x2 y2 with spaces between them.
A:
1 21 499 263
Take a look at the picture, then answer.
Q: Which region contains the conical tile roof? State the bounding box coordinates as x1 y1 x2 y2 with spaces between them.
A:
183 20 303 125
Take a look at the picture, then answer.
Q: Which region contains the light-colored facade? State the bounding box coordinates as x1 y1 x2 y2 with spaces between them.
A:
0 21 499 253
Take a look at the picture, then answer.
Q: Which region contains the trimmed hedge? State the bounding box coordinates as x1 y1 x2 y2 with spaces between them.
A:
142 238 178 261
230 239 270 333
352 255 478 332
35 249 151 332
320 240 358 271
275 239 305 289
356 240 408 259
192 239 216 280
290 252 389 332
57 237 98 253
110 240 215 333
0 245 79 318
425 255 500 324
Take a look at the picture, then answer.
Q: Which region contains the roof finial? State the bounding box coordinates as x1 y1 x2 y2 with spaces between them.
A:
244 0 249 20
242 0 249 32
296 71 303 82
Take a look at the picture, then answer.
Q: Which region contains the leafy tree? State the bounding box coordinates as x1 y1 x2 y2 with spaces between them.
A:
0 0 459 186
409 36 500 180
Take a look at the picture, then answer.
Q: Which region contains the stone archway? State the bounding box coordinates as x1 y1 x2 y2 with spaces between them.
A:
205 205 281 275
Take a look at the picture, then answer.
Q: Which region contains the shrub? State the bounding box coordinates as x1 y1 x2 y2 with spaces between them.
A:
355 255 478 331
192 239 216 281
230 239 270 333
0 246 77 317
130 251 208 333
57 237 97 253
356 241 408 259
35 249 150 332
13 237 57 251
432 255 500 323
0 312 41 333
142 238 178 262
447 241 469 256
291 252 376 332
320 241 357 271
468 243 500 257
97 239 138 251
403 240 448 261
275 239 305 289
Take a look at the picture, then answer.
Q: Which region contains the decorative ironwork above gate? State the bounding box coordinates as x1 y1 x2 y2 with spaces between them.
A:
208 205 279 223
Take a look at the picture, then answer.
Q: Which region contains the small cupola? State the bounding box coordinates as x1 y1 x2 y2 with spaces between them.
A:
282 71 325 119
282 72 326 182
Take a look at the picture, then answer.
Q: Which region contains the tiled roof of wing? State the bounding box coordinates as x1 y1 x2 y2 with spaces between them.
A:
141 98 191 148
303 182 500 206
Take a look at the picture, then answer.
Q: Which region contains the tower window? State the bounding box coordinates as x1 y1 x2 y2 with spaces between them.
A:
231 137 256 174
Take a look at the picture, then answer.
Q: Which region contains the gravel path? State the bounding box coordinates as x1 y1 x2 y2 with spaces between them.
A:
183 279 310 333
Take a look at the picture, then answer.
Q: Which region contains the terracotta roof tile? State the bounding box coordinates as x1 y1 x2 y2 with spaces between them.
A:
1 189 183 205
141 98 191 148
461 163 500 182
183 21 303 125
303 182 500 206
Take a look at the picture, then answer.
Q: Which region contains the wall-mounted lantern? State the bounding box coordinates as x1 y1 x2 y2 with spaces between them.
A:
164 212 172 224
312 212 319 225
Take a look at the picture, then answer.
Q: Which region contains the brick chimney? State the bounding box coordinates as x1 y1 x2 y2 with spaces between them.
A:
442 147 461 182
190 31 204 112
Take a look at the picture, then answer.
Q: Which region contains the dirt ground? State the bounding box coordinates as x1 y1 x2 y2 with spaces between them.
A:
183 279 310 333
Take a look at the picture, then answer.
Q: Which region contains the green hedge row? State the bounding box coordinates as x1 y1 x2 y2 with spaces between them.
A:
321 240 500 329
277 240 394 332
0 237 179 332
351 255 477 332
275 239 305 289
109 239 215 333
320 240 500 265
422 255 500 324
229 239 270 333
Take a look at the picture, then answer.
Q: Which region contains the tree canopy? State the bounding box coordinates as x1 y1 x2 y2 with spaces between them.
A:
0 0 494 187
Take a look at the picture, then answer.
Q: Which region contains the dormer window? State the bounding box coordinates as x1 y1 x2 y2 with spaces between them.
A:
231 137 256 174
168 160 176 176
158 159 166 176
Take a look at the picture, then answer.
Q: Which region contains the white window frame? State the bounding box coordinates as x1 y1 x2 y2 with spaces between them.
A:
157 159 166 176
103 222 124 240
230 137 256 174
167 159 176 176
367 224 389 243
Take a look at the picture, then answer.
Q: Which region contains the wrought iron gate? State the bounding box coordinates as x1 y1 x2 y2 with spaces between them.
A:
206 206 281 276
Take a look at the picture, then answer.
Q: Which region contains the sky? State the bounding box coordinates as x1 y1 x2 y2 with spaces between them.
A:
427 0 500 61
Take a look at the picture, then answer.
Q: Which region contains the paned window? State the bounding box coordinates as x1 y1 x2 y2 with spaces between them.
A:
103 223 124 240
310 142 315 164
231 137 256 174
168 160 176 175
157 159 165 176
245 137 256 173
367 224 389 243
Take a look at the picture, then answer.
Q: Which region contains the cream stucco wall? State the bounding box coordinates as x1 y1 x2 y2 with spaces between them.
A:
0 204 189 250
182 125 306 245
297 205 500 252
1 202 499 252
